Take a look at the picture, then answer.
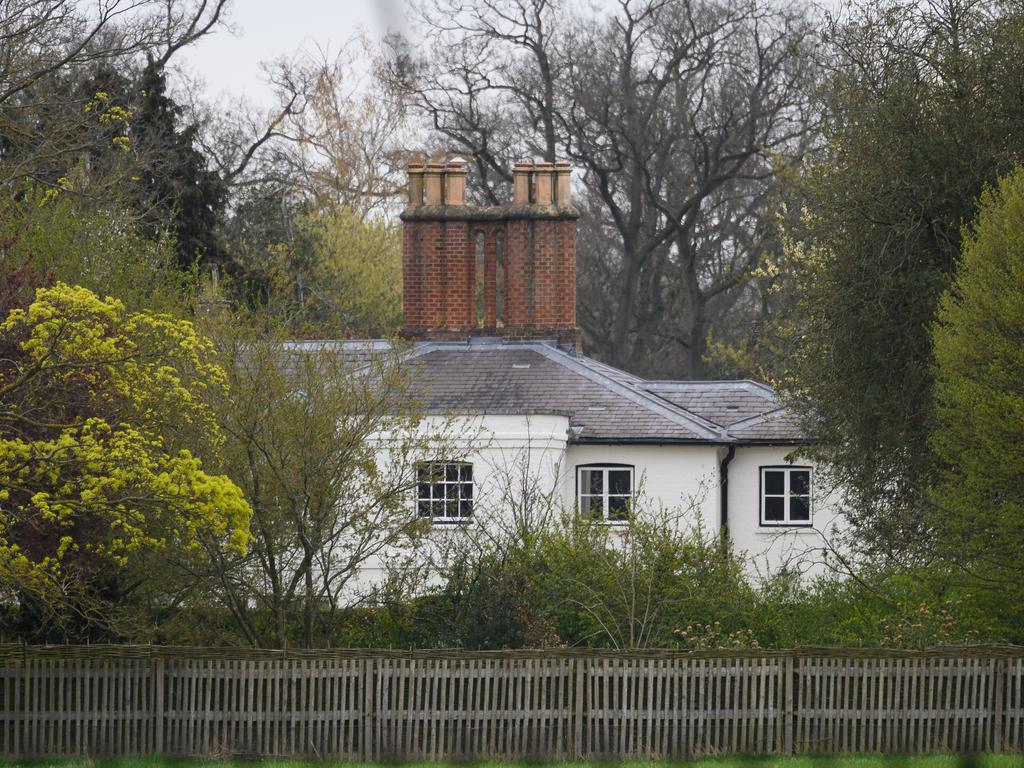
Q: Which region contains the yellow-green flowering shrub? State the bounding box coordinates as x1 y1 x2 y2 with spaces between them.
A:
0 282 251 617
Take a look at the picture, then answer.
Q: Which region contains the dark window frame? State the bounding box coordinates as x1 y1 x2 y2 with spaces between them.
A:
758 465 813 528
576 463 635 524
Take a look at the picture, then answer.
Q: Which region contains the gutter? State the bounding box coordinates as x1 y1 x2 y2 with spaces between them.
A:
719 445 737 547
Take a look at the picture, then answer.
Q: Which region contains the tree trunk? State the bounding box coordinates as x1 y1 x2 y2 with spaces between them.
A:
303 551 315 648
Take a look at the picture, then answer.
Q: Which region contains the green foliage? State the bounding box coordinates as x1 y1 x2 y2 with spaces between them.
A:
530 512 754 649
189 315 453 649
300 517 1015 650
0 194 193 317
227 205 403 337
302 208 403 335
1 58 227 274
409 542 560 650
759 566 1006 648
930 165 1024 594
780 0 1024 555
0 284 251 638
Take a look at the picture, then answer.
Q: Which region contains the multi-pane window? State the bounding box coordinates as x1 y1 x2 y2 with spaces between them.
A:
578 465 634 522
760 467 812 526
416 462 473 522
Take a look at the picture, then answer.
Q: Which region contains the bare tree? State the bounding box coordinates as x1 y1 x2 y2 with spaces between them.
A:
204 35 414 220
393 0 819 377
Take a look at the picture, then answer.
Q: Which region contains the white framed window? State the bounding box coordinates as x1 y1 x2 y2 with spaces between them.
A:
416 462 473 523
577 465 634 523
760 466 812 526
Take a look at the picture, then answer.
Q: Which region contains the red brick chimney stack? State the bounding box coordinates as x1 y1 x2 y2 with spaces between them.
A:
401 157 580 349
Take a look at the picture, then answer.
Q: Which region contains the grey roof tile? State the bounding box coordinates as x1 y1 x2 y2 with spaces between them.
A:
640 381 778 426
283 338 807 444
404 344 719 441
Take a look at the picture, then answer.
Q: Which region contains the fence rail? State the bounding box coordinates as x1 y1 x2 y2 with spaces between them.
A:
0 644 1022 759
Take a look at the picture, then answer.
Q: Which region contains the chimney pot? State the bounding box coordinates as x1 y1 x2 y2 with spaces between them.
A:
513 160 534 205
555 161 572 205
534 162 554 205
445 161 467 205
424 163 445 205
407 163 425 207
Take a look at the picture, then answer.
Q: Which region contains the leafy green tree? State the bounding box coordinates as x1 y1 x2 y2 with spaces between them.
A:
298 208 403 335
930 166 1024 594
780 0 1024 557
194 316 457 648
0 194 193 317
0 283 251 639
224 204 403 338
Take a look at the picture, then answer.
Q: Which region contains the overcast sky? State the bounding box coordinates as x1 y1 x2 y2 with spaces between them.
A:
178 0 407 106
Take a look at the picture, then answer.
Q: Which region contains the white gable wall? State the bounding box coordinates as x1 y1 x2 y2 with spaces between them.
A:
726 445 844 580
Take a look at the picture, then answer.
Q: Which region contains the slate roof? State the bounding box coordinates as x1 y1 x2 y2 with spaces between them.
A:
640 381 780 426
288 338 806 444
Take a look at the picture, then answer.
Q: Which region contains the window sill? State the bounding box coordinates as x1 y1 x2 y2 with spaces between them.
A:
427 518 474 527
755 525 815 534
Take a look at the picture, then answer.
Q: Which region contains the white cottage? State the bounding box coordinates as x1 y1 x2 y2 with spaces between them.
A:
340 159 841 582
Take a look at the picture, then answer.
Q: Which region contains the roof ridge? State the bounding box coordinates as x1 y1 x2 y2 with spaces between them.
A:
725 405 787 432
642 379 777 396
532 346 725 440
641 390 726 429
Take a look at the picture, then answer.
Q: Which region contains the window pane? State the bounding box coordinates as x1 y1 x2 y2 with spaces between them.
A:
608 470 632 496
608 495 630 521
417 500 432 518
430 500 444 518
445 498 459 518
445 464 459 482
764 471 785 495
582 495 604 520
580 469 603 495
459 464 472 482
790 496 810 521
459 498 473 517
764 497 784 521
462 483 473 500
791 470 810 495
417 483 430 500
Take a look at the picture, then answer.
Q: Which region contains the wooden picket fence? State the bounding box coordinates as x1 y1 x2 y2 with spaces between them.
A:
0 644 1022 759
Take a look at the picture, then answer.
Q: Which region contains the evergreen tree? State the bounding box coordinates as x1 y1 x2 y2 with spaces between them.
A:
781 0 1024 558
930 166 1024 592
133 64 228 270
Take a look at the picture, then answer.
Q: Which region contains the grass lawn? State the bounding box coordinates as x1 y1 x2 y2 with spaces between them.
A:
0 757 1018 768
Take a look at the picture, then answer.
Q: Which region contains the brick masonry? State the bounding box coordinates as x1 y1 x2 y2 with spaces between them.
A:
401 161 581 349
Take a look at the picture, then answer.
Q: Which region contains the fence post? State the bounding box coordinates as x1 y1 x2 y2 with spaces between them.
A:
362 657 374 761
780 653 794 756
153 655 164 755
993 656 1005 753
14 645 24 756
573 657 584 759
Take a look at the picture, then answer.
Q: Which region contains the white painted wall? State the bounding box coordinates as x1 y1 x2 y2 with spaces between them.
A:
726 446 845 580
354 417 845 593
560 444 720 527
355 414 570 590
